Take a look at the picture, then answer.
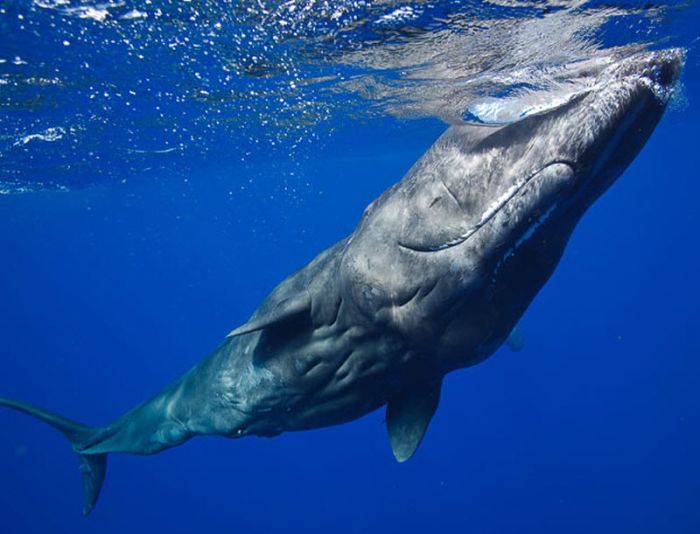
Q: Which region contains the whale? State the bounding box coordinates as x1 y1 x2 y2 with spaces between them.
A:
0 49 684 516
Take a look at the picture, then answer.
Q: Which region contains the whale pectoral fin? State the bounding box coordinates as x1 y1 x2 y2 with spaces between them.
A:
506 323 524 352
386 380 442 463
227 291 311 338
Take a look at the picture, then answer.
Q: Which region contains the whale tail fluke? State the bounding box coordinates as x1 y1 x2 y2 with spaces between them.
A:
0 396 108 516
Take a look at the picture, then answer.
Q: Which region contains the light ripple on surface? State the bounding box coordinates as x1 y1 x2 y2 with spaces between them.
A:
0 0 694 192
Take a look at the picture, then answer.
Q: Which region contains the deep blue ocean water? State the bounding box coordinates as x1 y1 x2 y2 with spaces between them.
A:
1 1 699 533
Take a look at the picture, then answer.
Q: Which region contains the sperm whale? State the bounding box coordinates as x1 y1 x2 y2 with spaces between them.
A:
0 49 684 516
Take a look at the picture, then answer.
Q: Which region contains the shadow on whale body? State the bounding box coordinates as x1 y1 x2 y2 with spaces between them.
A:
0 49 685 516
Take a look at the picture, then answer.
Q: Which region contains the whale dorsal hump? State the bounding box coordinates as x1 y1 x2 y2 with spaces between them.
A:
227 291 311 339
386 380 442 463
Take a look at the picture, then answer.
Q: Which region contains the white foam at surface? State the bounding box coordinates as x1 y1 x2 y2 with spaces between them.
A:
14 127 66 146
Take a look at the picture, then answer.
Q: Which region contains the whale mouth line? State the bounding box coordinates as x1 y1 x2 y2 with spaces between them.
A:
398 160 575 253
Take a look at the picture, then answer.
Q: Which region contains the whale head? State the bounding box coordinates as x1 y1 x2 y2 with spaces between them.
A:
342 49 683 354
361 49 684 263
467 49 685 274
484 48 684 228
447 48 686 344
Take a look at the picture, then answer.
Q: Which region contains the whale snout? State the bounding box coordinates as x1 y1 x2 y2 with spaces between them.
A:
614 48 685 100
645 49 684 88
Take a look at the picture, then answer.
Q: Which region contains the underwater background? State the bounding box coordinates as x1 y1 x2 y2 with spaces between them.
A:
1 1 699 532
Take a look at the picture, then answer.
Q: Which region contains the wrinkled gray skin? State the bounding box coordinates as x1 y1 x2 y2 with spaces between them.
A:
0 49 684 515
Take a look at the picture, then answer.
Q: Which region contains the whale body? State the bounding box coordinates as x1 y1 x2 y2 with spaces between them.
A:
0 49 684 516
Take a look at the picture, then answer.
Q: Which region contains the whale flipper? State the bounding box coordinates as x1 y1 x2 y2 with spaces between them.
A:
0 396 107 516
506 323 524 352
386 381 442 463
227 291 311 338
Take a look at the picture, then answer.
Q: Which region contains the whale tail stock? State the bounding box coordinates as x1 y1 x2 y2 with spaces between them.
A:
0 396 111 516
0 356 237 516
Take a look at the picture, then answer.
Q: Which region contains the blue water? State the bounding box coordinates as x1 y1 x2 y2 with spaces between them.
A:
1 1 700 533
